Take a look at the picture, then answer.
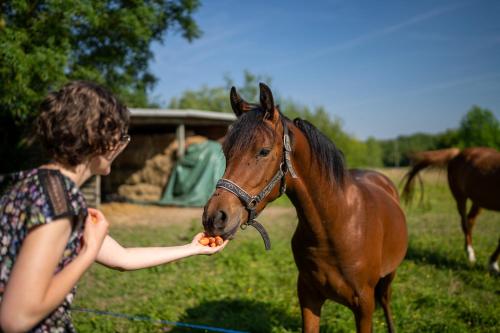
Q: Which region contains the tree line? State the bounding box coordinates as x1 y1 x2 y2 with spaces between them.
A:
170 71 500 168
2 1 498 172
378 106 499 167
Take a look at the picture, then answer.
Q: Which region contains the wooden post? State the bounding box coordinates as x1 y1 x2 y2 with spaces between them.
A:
95 175 101 207
176 123 185 158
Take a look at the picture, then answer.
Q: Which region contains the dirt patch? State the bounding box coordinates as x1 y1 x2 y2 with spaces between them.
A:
100 203 296 226
101 203 204 226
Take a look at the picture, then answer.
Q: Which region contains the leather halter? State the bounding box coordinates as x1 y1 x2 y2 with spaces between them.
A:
216 118 298 250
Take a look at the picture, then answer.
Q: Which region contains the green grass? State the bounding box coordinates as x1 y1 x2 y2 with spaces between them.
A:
73 169 499 332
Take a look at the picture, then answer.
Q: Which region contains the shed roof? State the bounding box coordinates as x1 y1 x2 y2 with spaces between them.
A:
129 108 236 126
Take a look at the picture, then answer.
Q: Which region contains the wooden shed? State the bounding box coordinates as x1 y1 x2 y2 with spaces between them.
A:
82 108 236 207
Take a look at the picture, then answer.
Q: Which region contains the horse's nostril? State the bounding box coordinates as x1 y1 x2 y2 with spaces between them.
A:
214 210 227 229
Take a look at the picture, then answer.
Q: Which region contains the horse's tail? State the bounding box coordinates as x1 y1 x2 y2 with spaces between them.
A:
401 148 461 204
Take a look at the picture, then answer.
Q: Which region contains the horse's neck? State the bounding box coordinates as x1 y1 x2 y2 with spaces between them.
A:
285 127 348 243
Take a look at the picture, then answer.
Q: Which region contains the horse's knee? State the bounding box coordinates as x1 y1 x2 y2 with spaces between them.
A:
353 290 376 315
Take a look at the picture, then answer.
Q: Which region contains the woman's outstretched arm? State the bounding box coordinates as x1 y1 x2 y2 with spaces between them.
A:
96 233 228 271
93 209 228 271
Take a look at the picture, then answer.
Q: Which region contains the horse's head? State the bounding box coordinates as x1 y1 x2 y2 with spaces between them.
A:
203 83 294 240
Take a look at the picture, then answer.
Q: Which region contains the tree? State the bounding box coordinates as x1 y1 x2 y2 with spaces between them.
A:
376 106 499 167
379 132 449 167
0 0 201 122
457 106 500 149
435 129 459 149
169 70 272 112
364 137 384 167
170 71 385 168
169 85 230 112
0 0 201 172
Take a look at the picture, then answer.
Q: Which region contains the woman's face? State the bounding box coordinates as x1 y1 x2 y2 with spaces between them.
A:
89 134 130 175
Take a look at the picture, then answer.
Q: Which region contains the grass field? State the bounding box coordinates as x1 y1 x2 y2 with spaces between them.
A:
73 169 499 332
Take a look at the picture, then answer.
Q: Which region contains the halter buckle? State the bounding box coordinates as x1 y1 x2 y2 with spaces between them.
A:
248 198 258 209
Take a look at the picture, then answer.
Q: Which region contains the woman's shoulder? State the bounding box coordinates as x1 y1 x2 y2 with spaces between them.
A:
1 168 87 226
36 168 87 221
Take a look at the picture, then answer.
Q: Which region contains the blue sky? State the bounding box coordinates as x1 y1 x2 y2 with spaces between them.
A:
150 0 500 140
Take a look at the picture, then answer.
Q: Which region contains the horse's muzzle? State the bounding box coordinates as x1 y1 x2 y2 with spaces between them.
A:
203 188 246 238
203 209 226 232
202 210 241 239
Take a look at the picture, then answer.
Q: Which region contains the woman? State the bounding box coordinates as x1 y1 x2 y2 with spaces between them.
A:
0 81 226 332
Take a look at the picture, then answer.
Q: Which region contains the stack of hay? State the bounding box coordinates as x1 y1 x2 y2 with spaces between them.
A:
118 135 207 202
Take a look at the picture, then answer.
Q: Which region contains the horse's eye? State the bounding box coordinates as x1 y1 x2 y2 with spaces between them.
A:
258 148 271 157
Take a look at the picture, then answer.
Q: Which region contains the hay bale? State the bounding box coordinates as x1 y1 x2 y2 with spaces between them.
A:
118 183 162 202
117 135 208 201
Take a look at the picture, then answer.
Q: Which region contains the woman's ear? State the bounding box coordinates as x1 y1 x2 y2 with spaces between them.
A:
88 154 112 176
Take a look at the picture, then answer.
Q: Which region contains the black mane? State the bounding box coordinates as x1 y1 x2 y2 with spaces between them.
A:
222 108 346 187
293 118 347 187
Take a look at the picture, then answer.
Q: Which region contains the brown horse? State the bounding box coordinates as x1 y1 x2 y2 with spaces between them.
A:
402 147 500 272
203 83 408 333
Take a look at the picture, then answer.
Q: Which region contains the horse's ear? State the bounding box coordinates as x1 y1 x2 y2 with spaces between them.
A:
230 87 252 117
259 83 277 121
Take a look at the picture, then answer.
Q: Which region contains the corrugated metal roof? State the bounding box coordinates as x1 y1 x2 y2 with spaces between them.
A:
129 108 236 125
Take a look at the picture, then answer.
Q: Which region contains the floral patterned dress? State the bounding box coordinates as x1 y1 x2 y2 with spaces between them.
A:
0 168 87 332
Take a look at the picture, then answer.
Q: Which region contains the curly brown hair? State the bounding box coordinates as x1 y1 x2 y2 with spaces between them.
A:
36 81 130 166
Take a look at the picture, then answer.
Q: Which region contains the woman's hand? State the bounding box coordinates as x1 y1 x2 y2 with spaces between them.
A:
189 232 229 255
81 208 109 259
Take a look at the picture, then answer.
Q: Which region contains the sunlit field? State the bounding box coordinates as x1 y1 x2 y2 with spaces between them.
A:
73 169 499 332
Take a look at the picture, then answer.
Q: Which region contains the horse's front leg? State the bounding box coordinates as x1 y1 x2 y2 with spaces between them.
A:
297 274 325 333
353 288 376 333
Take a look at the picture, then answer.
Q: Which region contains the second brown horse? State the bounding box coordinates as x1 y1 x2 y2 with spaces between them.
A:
402 147 500 272
203 83 408 332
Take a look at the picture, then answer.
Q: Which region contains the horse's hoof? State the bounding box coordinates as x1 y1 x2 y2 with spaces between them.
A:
466 245 476 263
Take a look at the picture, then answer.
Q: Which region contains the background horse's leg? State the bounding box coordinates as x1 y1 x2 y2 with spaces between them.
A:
465 203 481 263
354 288 375 333
489 237 500 275
451 192 474 263
297 274 325 333
375 271 396 333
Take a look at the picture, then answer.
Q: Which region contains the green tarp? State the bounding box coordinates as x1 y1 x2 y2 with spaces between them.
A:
158 140 226 207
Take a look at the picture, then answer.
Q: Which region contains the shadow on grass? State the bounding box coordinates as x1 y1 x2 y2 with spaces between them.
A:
404 243 500 282
405 243 473 272
170 298 301 333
